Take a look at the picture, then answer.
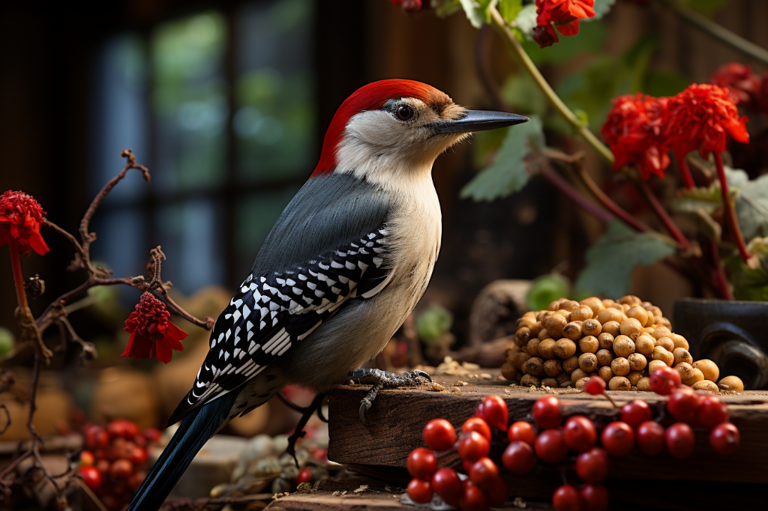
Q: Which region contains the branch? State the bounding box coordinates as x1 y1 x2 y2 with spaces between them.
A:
657 0 768 67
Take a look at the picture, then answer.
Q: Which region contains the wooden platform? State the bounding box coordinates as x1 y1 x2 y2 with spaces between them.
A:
326 370 768 509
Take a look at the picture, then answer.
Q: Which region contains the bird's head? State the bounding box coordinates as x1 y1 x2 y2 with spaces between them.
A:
312 79 527 182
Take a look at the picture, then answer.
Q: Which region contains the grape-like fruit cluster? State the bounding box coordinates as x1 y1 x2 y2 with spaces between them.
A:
504 295 743 392
404 370 741 511
77 419 160 511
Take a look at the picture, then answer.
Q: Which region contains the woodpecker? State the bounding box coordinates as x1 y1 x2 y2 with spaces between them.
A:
127 79 527 510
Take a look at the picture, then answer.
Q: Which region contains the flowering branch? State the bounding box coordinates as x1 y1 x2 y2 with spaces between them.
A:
657 0 768 67
488 5 615 164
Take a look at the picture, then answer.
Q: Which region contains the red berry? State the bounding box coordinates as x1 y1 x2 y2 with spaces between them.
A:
79 450 95 466
696 396 729 430
600 421 635 457
535 429 568 464
667 387 701 422
507 421 536 446
431 468 461 506
502 441 536 475
665 423 695 459
620 400 652 428
552 484 583 511
423 419 456 451
709 422 740 455
96 458 110 474
109 458 134 479
532 396 561 429
457 431 490 463
485 476 508 507
406 478 433 504
649 367 681 395
477 395 508 431
143 427 162 444
407 447 436 479
575 447 609 483
77 465 102 491
84 426 109 451
636 421 665 456
296 467 312 484
460 480 489 511
563 416 597 453
128 446 148 466
469 457 498 490
584 375 606 395
580 483 609 511
107 419 140 440
463 417 492 442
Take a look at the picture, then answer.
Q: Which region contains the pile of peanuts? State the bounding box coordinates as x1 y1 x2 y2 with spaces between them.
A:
502 295 741 392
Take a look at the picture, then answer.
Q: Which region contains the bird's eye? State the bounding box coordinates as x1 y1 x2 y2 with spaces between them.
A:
396 105 414 121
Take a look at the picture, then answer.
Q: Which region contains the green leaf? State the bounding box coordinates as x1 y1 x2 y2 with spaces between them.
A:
679 0 727 17
416 304 453 343
512 4 538 39
642 70 690 97
522 21 607 64
499 0 523 23
736 173 768 241
557 36 659 129
433 0 463 18
725 240 768 301
459 0 491 28
585 0 617 21
500 72 548 117
460 116 545 202
527 274 571 311
575 221 676 298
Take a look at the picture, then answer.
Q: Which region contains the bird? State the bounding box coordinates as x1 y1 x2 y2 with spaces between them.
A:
127 79 527 510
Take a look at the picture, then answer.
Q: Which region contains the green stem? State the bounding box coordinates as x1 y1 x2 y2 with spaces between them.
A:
488 6 615 164
714 152 751 263
9 240 28 308
658 0 768 67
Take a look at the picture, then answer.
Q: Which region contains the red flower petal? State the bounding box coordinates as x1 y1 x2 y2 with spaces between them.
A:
121 293 187 363
0 190 49 256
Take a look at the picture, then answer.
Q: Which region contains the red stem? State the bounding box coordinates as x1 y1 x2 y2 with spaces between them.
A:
714 153 751 263
575 165 651 233
677 157 696 188
710 240 734 300
541 166 613 224
637 180 690 249
9 240 28 308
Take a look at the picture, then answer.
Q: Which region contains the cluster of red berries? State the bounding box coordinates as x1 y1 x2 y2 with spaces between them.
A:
405 366 740 511
76 419 161 510
406 395 510 510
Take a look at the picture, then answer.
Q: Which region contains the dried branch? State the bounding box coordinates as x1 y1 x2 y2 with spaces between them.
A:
0 404 10 435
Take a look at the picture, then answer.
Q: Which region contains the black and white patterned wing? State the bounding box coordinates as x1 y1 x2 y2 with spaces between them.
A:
166 228 390 425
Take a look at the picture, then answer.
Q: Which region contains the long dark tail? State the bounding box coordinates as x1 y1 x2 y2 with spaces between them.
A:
127 393 238 511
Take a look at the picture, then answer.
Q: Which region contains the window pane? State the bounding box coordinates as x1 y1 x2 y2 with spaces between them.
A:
91 208 147 281
235 186 301 272
151 12 228 193
155 199 225 294
91 34 149 202
234 0 316 183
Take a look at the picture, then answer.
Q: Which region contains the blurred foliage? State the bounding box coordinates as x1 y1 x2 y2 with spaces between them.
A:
416 304 454 344
461 116 545 201
576 221 676 297
527 274 571 311
680 0 727 17
0 326 14 357
726 237 768 300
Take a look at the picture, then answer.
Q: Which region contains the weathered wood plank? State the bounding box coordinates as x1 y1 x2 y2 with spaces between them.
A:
328 372 768 486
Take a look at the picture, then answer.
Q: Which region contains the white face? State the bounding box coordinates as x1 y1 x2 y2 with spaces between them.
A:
335 97 469 182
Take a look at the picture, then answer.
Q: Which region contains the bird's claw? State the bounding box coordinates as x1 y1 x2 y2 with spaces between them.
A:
349 368 432 426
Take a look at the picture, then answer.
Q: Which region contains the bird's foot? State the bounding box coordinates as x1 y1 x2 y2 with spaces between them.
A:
281 391 329 467
348 368 432 425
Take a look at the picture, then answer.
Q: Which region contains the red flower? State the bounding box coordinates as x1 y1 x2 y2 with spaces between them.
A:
0 190 50 256
534 0 596 47
601 94 671 180
709 63 762 109
122 293 187 364
666 84 750 160
389 0 427 13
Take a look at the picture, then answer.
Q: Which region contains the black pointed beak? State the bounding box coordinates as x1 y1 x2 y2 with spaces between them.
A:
432 110 529 134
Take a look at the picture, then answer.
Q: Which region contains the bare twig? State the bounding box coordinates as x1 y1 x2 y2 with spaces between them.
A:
26 355 42 443
0 404 10 435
